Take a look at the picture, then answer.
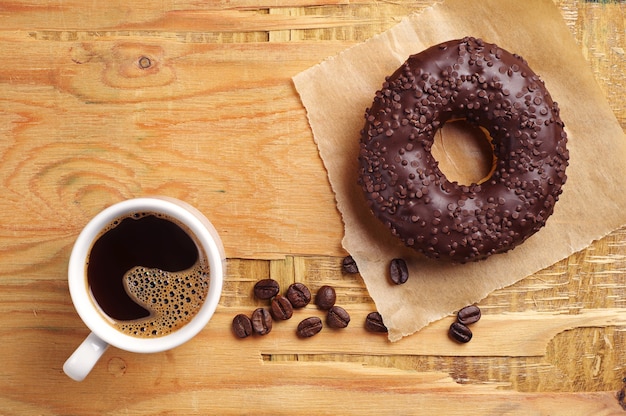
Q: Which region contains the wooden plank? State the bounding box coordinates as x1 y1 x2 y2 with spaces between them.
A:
1 233 626 396
0 34 351 260
0 1 427 33
0 310 624 414
559 0 625 125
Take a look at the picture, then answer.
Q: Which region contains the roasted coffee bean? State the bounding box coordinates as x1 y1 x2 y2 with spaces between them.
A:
389 258 409 285
253 278 280 300
286 282 311 308
449 321 472 343
296 316 323 338
342 255 359 274
619 380 626 410
315 285 336 310
326 306 350 329
457 305 481 325
251 307 272 335
364 311 388 333
270 294 293 320
232 314 253 338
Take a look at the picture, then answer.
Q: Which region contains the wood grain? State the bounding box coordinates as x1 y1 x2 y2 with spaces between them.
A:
0 0 625 414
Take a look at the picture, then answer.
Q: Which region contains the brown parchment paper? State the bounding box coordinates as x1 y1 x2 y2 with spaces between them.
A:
293 0 626 341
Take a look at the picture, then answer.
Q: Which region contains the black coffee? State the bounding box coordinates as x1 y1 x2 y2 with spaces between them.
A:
87 213 209 337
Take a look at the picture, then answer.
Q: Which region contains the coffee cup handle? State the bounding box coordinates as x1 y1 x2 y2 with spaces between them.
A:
63 332 110 381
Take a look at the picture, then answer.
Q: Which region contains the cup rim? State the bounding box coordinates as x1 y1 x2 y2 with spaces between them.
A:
68 197 224 353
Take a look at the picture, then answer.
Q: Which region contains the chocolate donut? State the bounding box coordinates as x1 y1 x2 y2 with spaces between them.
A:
358 37 568 262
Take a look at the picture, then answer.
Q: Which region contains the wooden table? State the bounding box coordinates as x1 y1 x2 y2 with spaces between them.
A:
1 1 625 414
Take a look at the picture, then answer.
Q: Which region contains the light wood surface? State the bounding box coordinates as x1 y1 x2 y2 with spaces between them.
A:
1 0 625 414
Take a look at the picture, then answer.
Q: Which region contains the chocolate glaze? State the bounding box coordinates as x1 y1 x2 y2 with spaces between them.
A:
358 37 569 263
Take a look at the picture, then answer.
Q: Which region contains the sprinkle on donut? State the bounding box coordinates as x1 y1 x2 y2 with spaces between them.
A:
358 37 569 263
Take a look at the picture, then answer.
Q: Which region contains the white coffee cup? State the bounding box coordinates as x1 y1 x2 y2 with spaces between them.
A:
63 197 225 381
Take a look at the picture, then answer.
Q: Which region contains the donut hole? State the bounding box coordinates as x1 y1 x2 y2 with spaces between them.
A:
431 119 496 186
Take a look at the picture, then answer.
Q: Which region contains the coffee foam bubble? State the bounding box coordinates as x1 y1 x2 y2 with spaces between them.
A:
117 262 209 337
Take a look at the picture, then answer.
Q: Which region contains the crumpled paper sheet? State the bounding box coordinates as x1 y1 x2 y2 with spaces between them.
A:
293 0 626 341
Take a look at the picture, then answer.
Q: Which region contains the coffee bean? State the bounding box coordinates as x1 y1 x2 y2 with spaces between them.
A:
286 282 311 308
342 255 359 274
449 321 472 343
232 314 253 338
326 306 350 329
315 285 336 310
389 258 409 285
270 294 293 320
253 278 280 300
251 307 272 335
457 305 481 325
296 316 323 338
364 311 388 333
